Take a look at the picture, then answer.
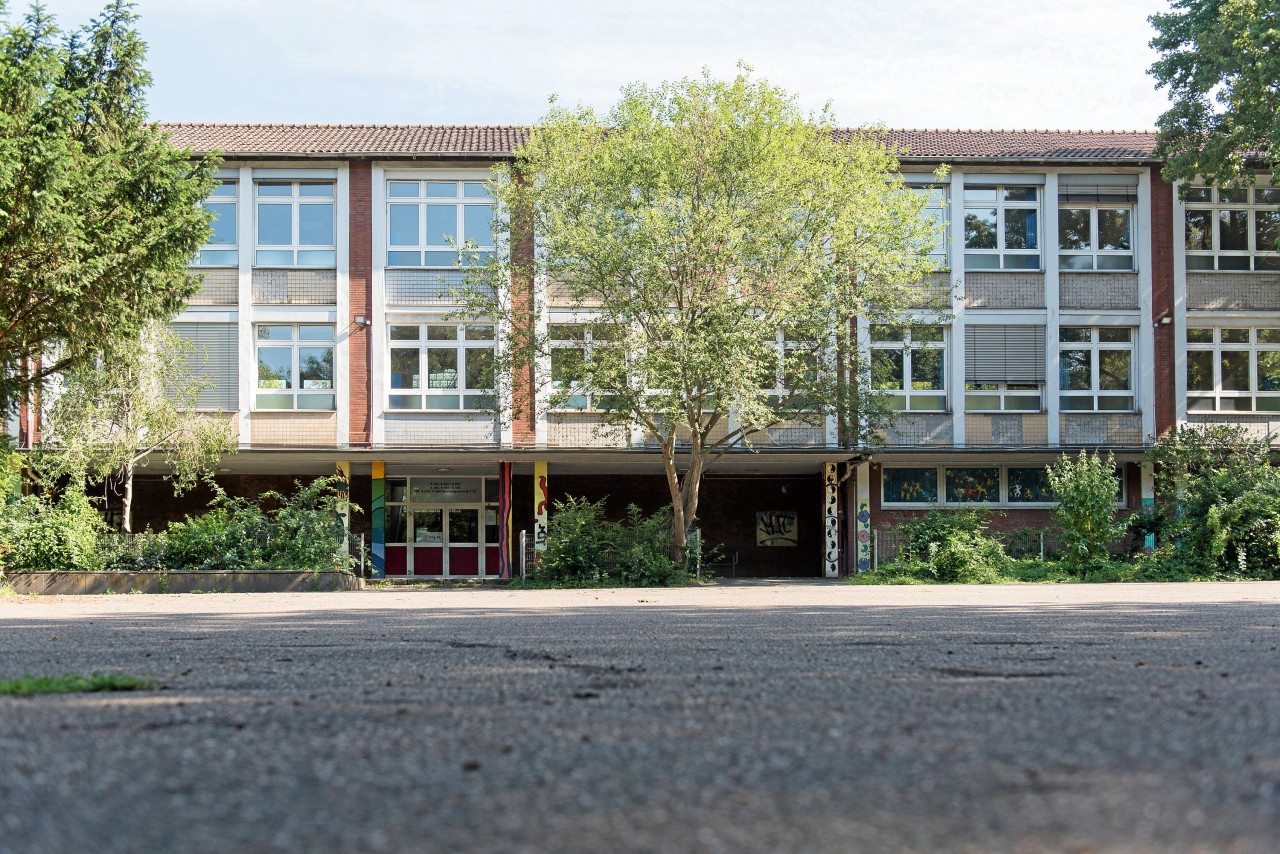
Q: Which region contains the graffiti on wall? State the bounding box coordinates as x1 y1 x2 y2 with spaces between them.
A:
756 511 798 547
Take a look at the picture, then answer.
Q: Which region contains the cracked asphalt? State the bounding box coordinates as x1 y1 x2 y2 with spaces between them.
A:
2 581 1280 853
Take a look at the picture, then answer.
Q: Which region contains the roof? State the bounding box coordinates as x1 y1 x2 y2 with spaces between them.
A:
160 123 1160 162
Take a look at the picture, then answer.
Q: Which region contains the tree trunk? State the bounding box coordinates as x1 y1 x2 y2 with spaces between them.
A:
122 460 135 534
662 437 687 552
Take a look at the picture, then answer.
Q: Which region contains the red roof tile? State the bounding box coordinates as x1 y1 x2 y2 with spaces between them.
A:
159 123 1159 162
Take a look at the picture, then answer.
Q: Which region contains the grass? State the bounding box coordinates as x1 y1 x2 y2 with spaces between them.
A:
0 672 155 697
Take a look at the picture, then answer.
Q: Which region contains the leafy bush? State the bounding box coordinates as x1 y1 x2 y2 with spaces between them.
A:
0 491 107 574
886 508 1010 583
1047 451 1128 575
537 496 683 587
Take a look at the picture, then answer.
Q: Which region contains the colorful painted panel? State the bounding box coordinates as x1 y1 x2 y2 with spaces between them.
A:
1008 467 1054 502
882 467 938 503
945 467 1000 503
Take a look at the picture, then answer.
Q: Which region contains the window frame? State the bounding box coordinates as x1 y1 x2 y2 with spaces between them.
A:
196 181 238 267
1057 204 1135 271
254 180 336 269
1186 326 1280 413
1058 326 1136 412
870 325 948 413
963 184 1041 271
1184 185 1280 272
910 184 949 268
385 179 497 269
253 323 335 411
880 463 1126 508
964 382 1042 412
385 322 496 412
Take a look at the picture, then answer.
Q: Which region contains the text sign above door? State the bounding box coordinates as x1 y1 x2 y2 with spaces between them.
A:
410 478 483 504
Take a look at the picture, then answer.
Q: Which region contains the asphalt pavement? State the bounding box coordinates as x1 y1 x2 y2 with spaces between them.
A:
2 581 1279 853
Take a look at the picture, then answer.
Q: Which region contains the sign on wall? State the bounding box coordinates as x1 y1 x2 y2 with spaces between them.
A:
410 478 483 504
756 511 798 547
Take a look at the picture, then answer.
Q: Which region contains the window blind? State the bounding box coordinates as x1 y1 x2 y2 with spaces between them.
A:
965 325 1045 384
170 323 239 410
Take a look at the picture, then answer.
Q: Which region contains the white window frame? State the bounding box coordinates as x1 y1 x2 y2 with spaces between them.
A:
1058 326 1135 412
385 179 496 269
254 180 336 268
386 322 496 412
196 181 238 267
1184 185 1280 272
1057 204 1135 271
1186 326 1280 413
548 322 620 412
911 184 949 267
254 323 335 411
963 185 1041 271
871 326 948 412
879 463 1126 508
964 382 1042 412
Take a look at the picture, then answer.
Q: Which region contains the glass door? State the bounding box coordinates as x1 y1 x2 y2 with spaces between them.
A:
447 507 481 576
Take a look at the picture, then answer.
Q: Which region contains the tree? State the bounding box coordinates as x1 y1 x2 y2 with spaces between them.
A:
465 69 942 552
34 321 236 533
0 1 217 417
1046 451 1128 574
1149 1 1280 194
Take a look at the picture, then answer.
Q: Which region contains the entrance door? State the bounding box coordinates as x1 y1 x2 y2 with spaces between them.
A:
410 506 482 576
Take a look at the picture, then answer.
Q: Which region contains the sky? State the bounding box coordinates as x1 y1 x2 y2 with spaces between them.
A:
26 0 1175 130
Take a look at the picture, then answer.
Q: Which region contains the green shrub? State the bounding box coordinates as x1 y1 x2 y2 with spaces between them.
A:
537 496 682 587
0 491 106 574
886 508 1010 583
1047 451 1128 575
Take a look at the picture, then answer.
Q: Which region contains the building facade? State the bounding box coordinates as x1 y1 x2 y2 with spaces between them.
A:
13 125 1278 577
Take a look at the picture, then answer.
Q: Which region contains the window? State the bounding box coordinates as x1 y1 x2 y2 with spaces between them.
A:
387 323 495 411
881 464 1124 506
255 181 335 267
1059 326 1134 412
548 323 622 411
1059 206 1134 270
871 326 946 411
965 383 1041 412
1184 185 1280 272
196 182 238 266
387 180 496 268
963 185 1039 270
255 324 334 410
912 185 948 266
963 324 1045 411
1186 327 1280 412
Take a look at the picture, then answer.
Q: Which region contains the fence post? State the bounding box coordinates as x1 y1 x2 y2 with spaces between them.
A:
359 533 366 578
1039 531 1045 561
519 530 527 580
872 529 879 572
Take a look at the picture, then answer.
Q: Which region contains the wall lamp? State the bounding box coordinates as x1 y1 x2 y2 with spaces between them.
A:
353 315 372 328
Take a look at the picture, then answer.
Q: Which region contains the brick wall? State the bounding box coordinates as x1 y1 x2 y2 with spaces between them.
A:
1151 170 1176 437
348 160 372 446
510 188 537 447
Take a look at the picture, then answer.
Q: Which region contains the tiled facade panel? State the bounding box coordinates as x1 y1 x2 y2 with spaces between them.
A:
965 413 1050 446
881 414 954 446
1060 413 1144 446
1186 273 1280 311
546 414 629 448
1188 413 1280 441
963 272 1046 309
385 269 469 305
904 273 953 309
249 412 338 447
746 422 826 447
252 269 337 305
1059 273 1139 310
382 413 497 446
188 268 238 305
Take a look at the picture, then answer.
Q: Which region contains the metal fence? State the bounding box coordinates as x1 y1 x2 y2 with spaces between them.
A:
870 524 1136 570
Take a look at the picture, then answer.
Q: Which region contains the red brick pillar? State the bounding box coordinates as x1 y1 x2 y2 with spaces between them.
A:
1150 169 1176 438
509 182 537 448
349 160 372 446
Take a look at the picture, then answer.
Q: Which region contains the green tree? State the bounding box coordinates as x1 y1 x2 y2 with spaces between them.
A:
0 1 217 417
1149 1 1280 196
34 322 236 533
465 69 942 551
1046 451 1127 574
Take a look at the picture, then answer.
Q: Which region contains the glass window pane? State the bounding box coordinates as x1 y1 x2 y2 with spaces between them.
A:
1099 328 1130 343
1220 351 1250 390
1096 255 1134 270
1185 255 1215 270
1257 329 1280 344
257 204 292 245
871 349 904 391
1062 350 1092 390
1187 351 1214 391
425 182 457 198
910 349 945 390
390 325 419 341
1004 253 1040 270
449 508 479 544
257 348 293 388
912 326 945 343
299 183 332 197
1184 188 1211 203
1058 208 1091 250
389 205 420 246
387 250 420 266
963 187 998 203
256 182 291 197
204 203 237 245
465 348 494 390
964 253 1000 269
1256 210 1280 254
883 468 937 503
1004 209 1038 250
386 506 408 543
551 347 585 386
1099 350 1131 390
1219 210 1249 251
1004 187 1037 202
1220 188 1247 204
1222 328 1249 343
1255 188 1280 205
1185 210 1212 250
427 349 459 388
414 509 443 543
870 326 902 342
255 393 293 410
550 324 587 341
908 394 947 411
1097 395 1134 411
257 325 292 341
199 250 237 266
1186 328 1213 343
298 325 333 341
1060 395 1095 411
945 467 1000 503
296 250 335 267
426 205 456 245
424 394 460 410
389 394 422 410
462 182 490 198
296 393 335 411
427 326 457 340
423 251 456 267
964 208 998 249
390 349 420 389
1098 209 1131 250
1008 467 1053 502
388 182 419 198
1059 327 1091 343
1220 255 1251 271
299 204 334 245
1258 352 1280 392
210 182 237 197
463 205 494 246
299 347 333 389
465 325 495 340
